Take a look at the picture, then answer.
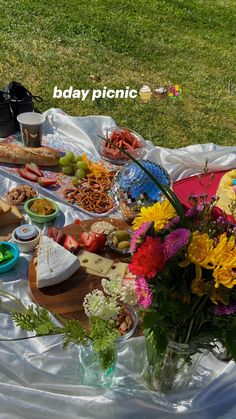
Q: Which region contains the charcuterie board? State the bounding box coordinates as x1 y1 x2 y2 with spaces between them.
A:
28 217 130 327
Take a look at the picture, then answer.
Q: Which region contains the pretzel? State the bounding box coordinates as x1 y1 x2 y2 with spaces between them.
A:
63 169 115 213
63 184 114 214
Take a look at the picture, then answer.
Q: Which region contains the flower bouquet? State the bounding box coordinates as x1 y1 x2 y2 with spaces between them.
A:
128 170 236 393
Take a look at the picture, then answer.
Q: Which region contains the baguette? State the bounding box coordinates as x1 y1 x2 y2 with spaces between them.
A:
0 143 60 166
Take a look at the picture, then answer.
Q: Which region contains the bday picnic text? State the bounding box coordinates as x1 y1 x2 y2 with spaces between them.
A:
53 86 138 101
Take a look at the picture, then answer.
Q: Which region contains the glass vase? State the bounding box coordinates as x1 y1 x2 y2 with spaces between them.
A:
79 341 117 388
143 335 201 394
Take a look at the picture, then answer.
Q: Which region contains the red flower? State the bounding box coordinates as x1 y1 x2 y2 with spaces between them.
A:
211 206 236 224
226 213 236 223
128 236 166 279
211 206 225 220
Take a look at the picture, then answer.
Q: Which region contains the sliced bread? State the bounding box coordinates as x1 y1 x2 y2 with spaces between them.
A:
0 205 24 226
0 198 11 216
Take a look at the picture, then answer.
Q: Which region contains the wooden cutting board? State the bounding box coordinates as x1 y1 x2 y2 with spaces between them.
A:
28 218 130 328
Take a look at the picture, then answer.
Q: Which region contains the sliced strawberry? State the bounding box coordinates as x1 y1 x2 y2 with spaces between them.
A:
25 163 43 177
87 233 106 253
79 231 97 247
49 226 58 240
18 168 38 182
49 227 65 244
64 235 80 253
55 229 65 244
38 177 57 187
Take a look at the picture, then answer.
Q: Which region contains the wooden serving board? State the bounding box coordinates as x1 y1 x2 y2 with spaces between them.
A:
28 218 130 328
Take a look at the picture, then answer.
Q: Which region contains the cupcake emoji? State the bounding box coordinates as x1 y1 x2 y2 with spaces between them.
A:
139 85 152 103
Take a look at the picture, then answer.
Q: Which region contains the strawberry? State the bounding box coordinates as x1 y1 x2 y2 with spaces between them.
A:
37 177 57 187
18 168 38 182
87 233 106 253
49 226 57 240
25 163 43 177
74 219 81 226
64 235 80 253
79 231 97 247
55 229 65 244
49 227 65 244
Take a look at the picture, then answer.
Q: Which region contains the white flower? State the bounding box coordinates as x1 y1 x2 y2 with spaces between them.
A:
102 274 123 297
100 298 120 320
120 280 137 306
83 290 106 317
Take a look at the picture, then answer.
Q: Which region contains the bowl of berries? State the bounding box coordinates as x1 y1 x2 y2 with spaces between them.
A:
99 127 146 165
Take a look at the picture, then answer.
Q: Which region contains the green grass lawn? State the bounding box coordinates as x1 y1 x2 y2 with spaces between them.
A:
0 0 235 148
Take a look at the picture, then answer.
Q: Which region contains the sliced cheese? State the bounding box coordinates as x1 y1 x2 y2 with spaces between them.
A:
36 236 80 288
87 262 128 279
109 262 128 278
78 250 113 275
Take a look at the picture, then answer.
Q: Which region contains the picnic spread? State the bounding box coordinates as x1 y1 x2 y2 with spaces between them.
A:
0 108 236 419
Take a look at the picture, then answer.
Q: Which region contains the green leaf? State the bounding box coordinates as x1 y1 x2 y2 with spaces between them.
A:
12 306 60 335
63 319 86 349
142 311 157 329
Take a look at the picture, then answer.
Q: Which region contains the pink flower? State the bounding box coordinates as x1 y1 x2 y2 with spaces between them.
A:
164 228 191 259
129 236 166 279
136 277 152 308
130 222 151 254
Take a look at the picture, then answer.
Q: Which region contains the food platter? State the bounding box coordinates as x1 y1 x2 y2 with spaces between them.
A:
0 138 118 218
28 218 130 328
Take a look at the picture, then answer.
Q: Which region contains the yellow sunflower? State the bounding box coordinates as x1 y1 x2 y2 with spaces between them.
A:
132 200 176 232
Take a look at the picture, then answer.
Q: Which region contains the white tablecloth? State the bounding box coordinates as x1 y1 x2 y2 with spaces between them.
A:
0 109 236 419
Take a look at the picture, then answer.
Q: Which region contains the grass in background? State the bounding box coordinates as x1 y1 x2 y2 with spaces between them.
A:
0 0 235 148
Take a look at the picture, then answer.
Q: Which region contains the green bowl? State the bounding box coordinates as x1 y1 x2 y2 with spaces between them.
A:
24 198 60 224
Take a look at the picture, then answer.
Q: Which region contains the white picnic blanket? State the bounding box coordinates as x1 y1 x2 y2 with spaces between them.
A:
0 109 236 419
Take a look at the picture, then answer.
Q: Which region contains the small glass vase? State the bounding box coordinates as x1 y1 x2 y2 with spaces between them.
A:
79 341 117 388
143 335 201 394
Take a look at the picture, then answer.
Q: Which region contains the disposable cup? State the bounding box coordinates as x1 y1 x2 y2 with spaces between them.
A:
17 112 45 147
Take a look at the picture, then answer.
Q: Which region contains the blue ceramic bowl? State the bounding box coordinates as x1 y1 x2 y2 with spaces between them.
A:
0 242 20 274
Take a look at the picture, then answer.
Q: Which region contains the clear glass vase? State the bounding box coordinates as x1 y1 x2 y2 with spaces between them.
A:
143 335 201 394
79 341 117 388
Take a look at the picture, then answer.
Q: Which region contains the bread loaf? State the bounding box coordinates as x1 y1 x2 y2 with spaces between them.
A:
0 198 11 215
0 143 60 166
0 204 24 226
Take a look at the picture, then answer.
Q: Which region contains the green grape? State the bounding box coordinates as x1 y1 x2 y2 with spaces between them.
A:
75 155 83 162
65 151 75 163
71 177 78 185
62 165 74 175
59 156 71 166
76 161 88 170
76 168 86 179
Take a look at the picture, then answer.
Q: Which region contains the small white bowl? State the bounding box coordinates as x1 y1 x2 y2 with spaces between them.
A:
12 226 41 253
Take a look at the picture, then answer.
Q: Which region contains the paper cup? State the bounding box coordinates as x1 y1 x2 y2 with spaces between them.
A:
17 112 45 147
